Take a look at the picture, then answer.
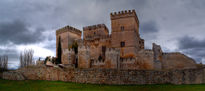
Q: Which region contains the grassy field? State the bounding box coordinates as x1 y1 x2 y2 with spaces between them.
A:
0 79 205 91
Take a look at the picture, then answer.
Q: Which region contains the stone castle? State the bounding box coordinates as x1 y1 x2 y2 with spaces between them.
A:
56 10 197 70
3 10 204 85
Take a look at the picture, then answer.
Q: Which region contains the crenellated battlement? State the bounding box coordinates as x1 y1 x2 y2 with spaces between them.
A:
110 10 135 16
110 10 139 23
83 24 108 31
106 48 120 53
84 35 111 41
120 57 136 63
56 25 82 36
92 59 105 64
78 46 90 51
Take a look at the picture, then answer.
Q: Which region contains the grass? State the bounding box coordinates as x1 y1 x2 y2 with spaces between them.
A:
0 79 205 91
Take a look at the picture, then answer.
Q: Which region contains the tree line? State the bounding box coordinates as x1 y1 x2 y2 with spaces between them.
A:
0 49 35 72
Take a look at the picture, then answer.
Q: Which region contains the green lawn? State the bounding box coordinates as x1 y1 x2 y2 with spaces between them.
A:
0 79 205 91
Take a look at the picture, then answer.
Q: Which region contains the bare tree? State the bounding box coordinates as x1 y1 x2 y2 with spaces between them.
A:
0 55 8 71
19 49 34 68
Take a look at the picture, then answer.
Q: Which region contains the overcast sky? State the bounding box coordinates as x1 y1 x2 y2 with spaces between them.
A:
0 0 205 69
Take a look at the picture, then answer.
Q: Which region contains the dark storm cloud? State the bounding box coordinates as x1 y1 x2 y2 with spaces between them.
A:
139 21 159 41
140 21 159 34
0 48 18 57
179 36 205 49
178 36 205 62
0 0 205 68
0 20 46 45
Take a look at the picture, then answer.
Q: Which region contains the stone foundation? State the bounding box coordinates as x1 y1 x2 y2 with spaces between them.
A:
2 66 205 85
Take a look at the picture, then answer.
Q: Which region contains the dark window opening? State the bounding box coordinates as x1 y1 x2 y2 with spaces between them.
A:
102 46 106 53
121 42 125 47
121 26 124 31
102 46 106 60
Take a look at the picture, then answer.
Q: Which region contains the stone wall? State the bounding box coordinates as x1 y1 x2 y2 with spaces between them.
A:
136 50 155 70
162 52 197 70
91 60 105 68
152 43 163 70
105 48 120 69
78 46 91 68
3 66 205 85
120 58 137 70
62 49 75 64
83 24 109 40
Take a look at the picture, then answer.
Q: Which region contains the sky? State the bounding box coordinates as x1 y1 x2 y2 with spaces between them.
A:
0 0 205 69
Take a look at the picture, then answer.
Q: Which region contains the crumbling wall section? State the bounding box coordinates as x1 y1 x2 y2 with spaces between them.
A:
162 52 197 70
152 43 162 70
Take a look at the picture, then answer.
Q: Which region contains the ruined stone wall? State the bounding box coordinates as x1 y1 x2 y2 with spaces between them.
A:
152 43 163 70
78 46 91 68
162 52 197 70
3 66 205 85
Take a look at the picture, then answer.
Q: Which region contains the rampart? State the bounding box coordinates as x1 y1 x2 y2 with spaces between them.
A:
2 66 205 85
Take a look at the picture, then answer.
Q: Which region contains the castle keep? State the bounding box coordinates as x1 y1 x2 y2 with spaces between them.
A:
56 10 196 70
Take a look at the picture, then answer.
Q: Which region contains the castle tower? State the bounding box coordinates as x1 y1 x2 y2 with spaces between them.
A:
56 25 82 64
110 10 144 58
83 24 109 40
83 24 111 60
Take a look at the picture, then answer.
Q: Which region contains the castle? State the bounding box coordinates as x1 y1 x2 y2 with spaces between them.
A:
3 10 203 85
56 10 197 70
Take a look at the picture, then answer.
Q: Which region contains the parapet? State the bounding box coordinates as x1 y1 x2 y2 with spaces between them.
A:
110 10 139 23
78 46 90 51
56 25 82 36
83 24 108 32
120 57 136 63
106 48 120 53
